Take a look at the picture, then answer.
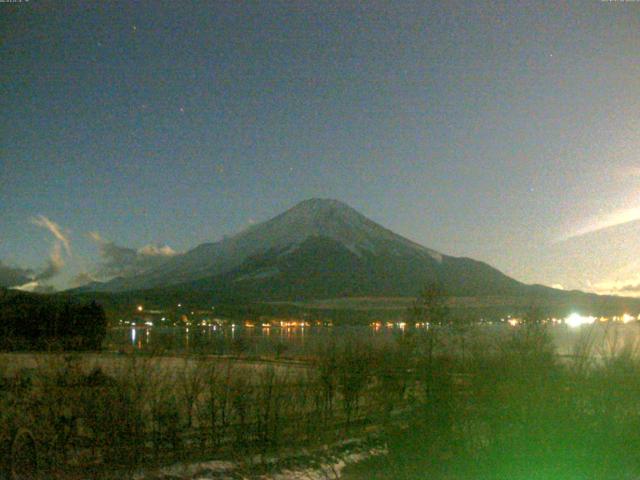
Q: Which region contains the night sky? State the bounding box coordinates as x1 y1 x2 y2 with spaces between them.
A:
1 1 639 295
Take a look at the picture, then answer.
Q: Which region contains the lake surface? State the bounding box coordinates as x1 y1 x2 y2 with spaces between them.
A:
105 324 394 357
103 321 640 358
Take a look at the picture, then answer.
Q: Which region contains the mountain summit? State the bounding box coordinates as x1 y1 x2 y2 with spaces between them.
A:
83 198 526 299
229 198 443 261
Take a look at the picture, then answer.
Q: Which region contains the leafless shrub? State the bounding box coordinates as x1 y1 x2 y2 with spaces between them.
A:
177 357 207 430
335 336 374 425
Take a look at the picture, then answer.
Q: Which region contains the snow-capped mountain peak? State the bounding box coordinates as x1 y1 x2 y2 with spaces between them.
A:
236 198 442 259
88 199 445 292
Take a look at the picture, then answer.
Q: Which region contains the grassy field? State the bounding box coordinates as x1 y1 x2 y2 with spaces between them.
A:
0 334 405 478
0 351 310 379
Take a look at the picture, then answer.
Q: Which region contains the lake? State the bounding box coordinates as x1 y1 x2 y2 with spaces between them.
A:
103 321 640 359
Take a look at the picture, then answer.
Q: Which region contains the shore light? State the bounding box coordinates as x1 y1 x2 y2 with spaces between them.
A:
565 313 596 328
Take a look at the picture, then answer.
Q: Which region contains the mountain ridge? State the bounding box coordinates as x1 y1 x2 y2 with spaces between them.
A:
73 199 604 305
87 198 449 293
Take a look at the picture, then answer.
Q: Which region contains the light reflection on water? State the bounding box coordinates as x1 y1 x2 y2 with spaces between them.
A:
552 321 640 357
108 324 369 355
107 322 640 358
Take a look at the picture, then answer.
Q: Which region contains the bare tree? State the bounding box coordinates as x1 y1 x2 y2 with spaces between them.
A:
410 282 450 327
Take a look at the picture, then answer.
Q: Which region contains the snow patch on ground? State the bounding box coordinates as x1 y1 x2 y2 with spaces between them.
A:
132 439 387 480
132 460 237 480
265 446 387 479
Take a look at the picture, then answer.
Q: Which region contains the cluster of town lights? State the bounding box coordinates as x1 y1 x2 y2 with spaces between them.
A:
562 312 640 328
504 313 640 328
367 314 640 330
128 304 639 331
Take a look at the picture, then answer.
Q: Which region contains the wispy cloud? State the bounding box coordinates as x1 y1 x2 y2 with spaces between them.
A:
615 284 640 294
13 280 55 294
591 263 640 297
25 214 72 286
89 231 178 279
558 206 640 241
0 216 72 291
31 215 72 256
35 242 64 281
88 231 103 243
0 261 33 288
592 280 640 297
13 281 39 292
138 244 177 256
70 272 97 288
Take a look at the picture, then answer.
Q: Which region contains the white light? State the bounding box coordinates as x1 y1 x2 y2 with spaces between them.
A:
565 313 596 328
622 313 635 324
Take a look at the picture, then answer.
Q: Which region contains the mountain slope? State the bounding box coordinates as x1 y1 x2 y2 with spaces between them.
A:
176 235 528 301
82 198 531 299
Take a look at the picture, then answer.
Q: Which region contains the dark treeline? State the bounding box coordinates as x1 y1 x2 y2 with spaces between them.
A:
0 288 106 350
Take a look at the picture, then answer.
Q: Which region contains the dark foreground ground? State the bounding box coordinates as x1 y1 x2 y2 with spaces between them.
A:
4 323 640 479
343 326 640 480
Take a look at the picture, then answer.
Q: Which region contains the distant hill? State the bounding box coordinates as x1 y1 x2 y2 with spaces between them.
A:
70 198 640 315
